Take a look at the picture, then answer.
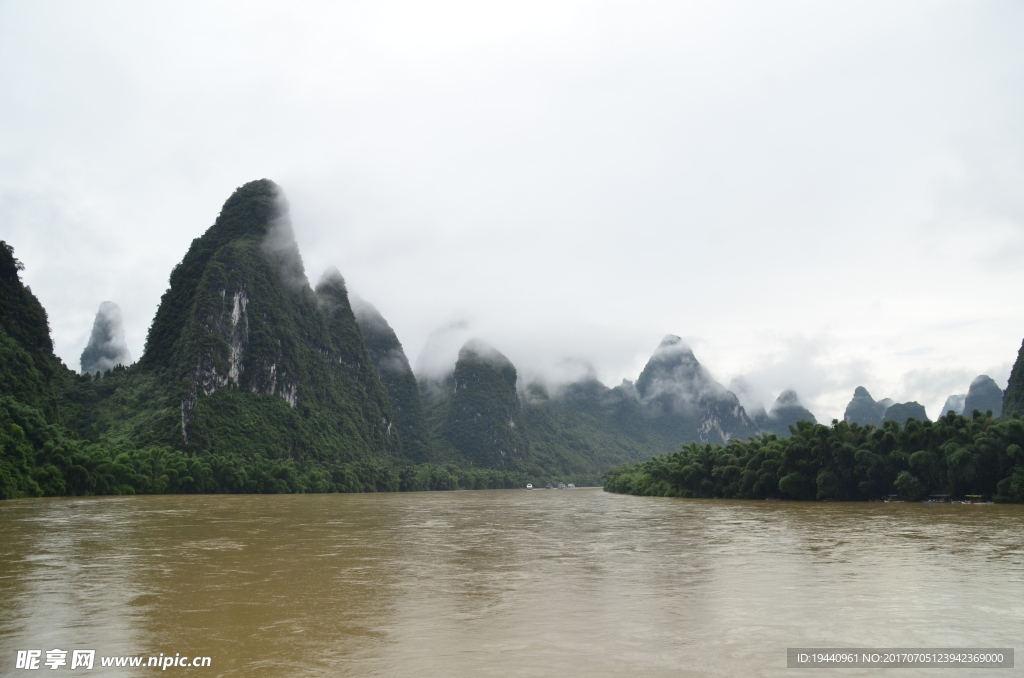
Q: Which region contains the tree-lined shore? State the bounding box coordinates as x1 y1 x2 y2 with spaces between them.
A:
603 412 1024 502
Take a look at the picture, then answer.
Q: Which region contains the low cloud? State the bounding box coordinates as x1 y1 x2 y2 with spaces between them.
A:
262 188 310 292
414 319 473 381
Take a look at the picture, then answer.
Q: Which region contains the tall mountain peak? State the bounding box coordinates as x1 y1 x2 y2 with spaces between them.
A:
634 335 753 443
443 339 525 467
135 181 397 458
760 389 816 436
939 394 967 417
80 301 131 375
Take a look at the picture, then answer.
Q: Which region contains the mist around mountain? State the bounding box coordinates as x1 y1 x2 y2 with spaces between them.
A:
964 375 1002 417
939 394 967 417
437 340 528 468
3 179 1024 501
351 294 431 463
842 387 931 426
634 335 756 444
761 390 818 436
80 301 131 376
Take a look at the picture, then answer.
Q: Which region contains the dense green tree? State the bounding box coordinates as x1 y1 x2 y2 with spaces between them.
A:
604 413 1024 502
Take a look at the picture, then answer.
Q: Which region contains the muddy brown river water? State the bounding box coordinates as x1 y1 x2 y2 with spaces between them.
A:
1 489 1022 676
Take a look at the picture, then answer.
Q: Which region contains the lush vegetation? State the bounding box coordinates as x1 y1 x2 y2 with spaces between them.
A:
603 413 1024 502
0 390 580 499
0 221 597 500
6 178 1024 502
352 297 433 462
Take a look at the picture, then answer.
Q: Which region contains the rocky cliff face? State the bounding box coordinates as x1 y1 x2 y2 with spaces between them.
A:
634 335 755 443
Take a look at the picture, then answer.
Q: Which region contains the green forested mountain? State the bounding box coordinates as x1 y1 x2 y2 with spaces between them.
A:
419 342 660 481
758 390 818 436
964 375 1003 417
423 340 527 467
634 335 756 443
0 241 61 418
1004 341 1024 417
5 178 1024 500
352 295 431 462
133 179 398 460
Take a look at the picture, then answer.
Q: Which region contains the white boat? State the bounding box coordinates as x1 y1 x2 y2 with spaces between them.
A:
526 483 533 490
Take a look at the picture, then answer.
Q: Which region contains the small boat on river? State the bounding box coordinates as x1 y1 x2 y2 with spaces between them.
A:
526 483 533 490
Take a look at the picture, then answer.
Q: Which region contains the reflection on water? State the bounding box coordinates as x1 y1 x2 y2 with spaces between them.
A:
1 490 1022 677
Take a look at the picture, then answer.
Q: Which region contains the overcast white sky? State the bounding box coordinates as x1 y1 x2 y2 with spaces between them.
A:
2 0 1023 422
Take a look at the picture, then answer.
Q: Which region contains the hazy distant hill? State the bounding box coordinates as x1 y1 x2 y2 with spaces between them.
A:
939 394 967 417
882 401 928 424
761 390 817 436
964 375 1003 417
0 240 65 419
843 387 884 426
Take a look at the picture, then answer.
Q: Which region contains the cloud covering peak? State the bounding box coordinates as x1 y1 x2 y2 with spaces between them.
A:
80 301 131 374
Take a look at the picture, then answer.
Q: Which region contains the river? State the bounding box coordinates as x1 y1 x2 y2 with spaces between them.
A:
1 488 1022 676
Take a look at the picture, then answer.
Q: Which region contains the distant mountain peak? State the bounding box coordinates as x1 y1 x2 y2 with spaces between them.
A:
80 301 131 375
845 386 883 426
651 334 698 363
138 180 397 456
634 335 753 443
444 339 525 466
771 389 802 411
939 394 967 416
965 374 1002 416
459 338 510 364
